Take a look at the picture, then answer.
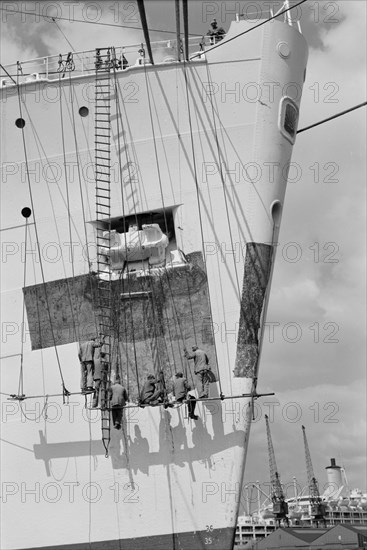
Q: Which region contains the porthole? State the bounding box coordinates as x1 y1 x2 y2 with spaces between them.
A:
279 97 299 144
21 207 32 218
15 118 25 128
79 106 89 117
277 41 290 58
270 201 282 227
284 103 297 137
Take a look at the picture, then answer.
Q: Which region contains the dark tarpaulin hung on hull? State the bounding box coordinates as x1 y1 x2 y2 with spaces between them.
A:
22 252 219 399
22 259 206 348
234 242 273 378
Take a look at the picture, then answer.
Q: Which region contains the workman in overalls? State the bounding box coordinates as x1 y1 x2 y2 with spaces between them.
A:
173 372 198 420
109 376 128 430
78 338 95 392
184 345 211 399
92 335 108 408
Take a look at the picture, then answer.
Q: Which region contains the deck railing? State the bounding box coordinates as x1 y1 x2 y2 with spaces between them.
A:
0 36 210 86
1 2 301 87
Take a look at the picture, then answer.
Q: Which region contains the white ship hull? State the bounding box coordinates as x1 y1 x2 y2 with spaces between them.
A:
0 16 307 550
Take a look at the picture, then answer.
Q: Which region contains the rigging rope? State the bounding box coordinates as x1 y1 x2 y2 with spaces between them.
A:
112 60 141 395
119 271 131 396
297 101 367 134
181 60 224 398
87 412 93 550
158 281 176 380
24 226 50 410
0 63 16 84
114 54 177 397
15 79 70 399
202 61 246 391
52 18 79 59
172 63 196 387
19 95 88 356
17 218 28 398
14 74 86 401
152 275 174 375
204 63 242 302
0 5 200 34
190 0 309 59
58 74 80 344
142 61 188 360
67 71 99 337
19 396 49 422
124 59 167 380
20 103 79 278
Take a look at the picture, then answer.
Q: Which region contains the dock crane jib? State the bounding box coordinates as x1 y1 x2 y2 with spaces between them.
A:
301 425 327 526
265 414 289 526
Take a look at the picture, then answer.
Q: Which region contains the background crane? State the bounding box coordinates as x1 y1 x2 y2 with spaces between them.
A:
301 425 326 526
265 414 289 526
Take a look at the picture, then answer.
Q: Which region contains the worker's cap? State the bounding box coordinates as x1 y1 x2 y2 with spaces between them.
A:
192 345 198 351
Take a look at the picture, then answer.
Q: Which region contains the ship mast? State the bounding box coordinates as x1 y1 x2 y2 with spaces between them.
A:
175 0 190 62
137 0 154 64
174 0 181 61
182 0 189 61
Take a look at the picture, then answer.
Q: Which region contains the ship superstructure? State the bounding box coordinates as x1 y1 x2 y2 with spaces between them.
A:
235 490 367 547
0 3 308 549
235 459 367 546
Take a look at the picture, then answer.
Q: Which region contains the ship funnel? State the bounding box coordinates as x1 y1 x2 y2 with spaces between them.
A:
324 458 344 500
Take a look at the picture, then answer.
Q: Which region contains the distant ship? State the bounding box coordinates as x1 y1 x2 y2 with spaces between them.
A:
235 459 367 547
0 1 308 548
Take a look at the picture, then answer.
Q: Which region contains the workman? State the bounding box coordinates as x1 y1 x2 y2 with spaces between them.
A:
109 376 128 430
184 345 211 398
92 334 108 408
207 19 225 44
139 374 164 405
173 372 198 420
78 338 95 392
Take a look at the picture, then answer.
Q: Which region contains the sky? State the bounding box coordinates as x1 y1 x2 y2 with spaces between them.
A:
1 0 366 501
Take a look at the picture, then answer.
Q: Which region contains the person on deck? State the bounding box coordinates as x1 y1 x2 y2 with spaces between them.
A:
78 338 95 392
184 345 211 398
207 19 225 44
139 374 164 405
92 335 108 408
173 372 198 420
109 376 128 430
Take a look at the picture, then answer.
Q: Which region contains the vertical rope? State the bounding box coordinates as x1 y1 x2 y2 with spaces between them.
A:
114 73 170 384
87 414 92 550
16 81 69 396
68 71 99 336
58 74 80 343
181 60 224 397
112 61 141 395
27 226 48 412
17 218 29 397
142 64 188 349
204 63 242 301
